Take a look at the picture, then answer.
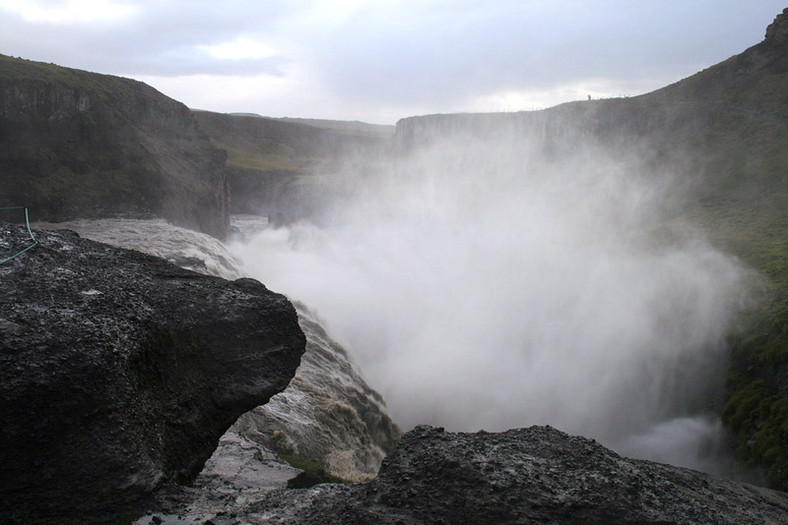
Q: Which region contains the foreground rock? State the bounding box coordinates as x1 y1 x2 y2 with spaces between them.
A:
46 218 402 482
135 432 301 524
149 425 788 524
0 224 305 523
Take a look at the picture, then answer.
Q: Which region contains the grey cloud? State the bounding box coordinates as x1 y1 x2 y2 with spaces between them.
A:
1 0 786 119
0 0 294 76
302 0 785 109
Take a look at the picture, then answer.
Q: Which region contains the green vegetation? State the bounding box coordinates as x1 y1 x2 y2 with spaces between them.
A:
208 136 308 171
192 110 386 218
661 43 788 490
0 53 150 103
724 379 788 487
194 111 324 172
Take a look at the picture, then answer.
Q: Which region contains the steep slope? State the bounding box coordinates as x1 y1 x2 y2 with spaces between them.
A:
0 55 229 238
392 9 788 489
654 9 788 490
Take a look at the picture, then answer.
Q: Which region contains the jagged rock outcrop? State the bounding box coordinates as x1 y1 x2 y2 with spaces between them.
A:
765 8 788 47
0 224 305 524
0 55 229 238
145 425 788 524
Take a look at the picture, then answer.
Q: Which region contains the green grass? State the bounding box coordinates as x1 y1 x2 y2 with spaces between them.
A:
0 53 152 103
674 64 788 489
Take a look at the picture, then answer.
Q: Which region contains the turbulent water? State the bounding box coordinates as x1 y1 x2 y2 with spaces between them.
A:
35 218 244 280
228 128 754 478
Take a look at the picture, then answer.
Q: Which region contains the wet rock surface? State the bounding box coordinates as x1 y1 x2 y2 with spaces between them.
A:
134 432 301 525
158 425 788 524
0 224 305 524
233 302 401 482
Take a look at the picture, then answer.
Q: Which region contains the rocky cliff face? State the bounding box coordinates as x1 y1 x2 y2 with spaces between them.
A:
0 55 229 238
765 8 788 47
0 224 305 523
142 425 788 524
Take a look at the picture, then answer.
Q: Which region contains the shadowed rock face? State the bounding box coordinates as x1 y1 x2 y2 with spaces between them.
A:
217 425 788 524
0 224 305 524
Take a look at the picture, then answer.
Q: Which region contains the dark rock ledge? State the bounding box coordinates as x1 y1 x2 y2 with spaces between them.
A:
0 224 305 524
200 425 788 524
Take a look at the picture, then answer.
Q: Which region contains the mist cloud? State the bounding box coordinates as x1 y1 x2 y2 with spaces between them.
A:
231 126 752 472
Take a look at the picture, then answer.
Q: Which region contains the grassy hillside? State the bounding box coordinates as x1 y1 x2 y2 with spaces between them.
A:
275 117 395 139
654 18 788 489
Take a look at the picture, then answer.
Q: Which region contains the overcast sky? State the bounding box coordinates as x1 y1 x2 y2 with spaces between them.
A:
1 1 784 124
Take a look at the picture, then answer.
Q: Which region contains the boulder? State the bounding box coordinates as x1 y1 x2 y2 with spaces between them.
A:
35 218 402 483
0 224 305 523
